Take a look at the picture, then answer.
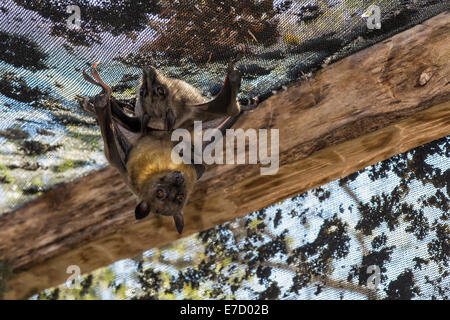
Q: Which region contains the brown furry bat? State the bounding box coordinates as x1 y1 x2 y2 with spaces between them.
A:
135 64 243 131
82 62 248 233
82 59 256 134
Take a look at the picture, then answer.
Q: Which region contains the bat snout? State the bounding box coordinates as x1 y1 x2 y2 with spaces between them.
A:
172 170 185 186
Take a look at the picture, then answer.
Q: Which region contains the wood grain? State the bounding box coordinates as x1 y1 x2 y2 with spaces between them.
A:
1 12 449 299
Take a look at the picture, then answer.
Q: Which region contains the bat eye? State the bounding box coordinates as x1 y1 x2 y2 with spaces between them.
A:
156 189 165 199
140 87 147 97
153 85 166 97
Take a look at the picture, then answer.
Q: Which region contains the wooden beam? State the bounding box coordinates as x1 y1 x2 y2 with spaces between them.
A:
1 12 449 299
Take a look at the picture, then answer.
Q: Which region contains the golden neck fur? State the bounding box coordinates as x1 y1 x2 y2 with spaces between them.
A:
126 135 196 199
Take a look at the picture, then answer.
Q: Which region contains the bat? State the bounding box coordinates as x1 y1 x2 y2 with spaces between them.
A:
81 58 257 134
134 62 245 132
82 62 249 234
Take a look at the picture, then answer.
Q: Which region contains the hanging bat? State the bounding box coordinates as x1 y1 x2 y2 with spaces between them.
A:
134 62 249 132
81 58 256 135
82 62 247 234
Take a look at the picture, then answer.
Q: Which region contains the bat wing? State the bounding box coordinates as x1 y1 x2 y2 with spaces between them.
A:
190 113 243 180
187 68 241 117
82 69 143 133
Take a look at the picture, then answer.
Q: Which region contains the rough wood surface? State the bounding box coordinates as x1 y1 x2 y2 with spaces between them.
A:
1 12 449 299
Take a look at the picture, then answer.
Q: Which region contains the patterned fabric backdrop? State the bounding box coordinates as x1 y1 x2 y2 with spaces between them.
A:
34 136 449 300
0 0 448 299
0 0 447 213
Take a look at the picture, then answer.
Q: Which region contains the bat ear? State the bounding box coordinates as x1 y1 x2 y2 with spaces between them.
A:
135 201 150 220
194 164 205 180
173 213 184 234
166 108 176 131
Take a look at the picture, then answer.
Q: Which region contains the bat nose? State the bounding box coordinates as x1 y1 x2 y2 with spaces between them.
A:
173 171 185 186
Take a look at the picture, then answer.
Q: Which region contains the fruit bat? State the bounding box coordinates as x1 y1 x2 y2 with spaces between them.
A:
82 62 251 234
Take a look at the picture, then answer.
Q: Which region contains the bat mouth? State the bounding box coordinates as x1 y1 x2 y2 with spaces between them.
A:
152 203 183 217
135 200 181 219
134 201 184 234
156 211 177 217
142 66 157 85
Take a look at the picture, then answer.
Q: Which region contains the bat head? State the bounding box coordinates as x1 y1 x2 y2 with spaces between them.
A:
135 170 194 234
136 66 208 131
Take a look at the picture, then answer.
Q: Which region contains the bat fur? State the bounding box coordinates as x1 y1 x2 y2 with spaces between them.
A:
82 62 253 233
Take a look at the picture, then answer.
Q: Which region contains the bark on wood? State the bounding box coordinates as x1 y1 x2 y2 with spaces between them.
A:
1 12 449 299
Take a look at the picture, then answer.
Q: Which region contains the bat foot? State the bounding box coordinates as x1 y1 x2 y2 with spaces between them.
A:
92 93 110 112
241 97 259 112
82 62 112 98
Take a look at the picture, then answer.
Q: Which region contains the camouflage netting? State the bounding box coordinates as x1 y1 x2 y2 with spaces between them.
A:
0 0 448 211
35 137 449 300
0 0 448 299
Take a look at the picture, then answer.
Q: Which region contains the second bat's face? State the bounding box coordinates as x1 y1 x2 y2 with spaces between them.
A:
136 67 207 130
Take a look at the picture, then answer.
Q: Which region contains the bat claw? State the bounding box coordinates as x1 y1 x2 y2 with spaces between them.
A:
90 62 112 97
